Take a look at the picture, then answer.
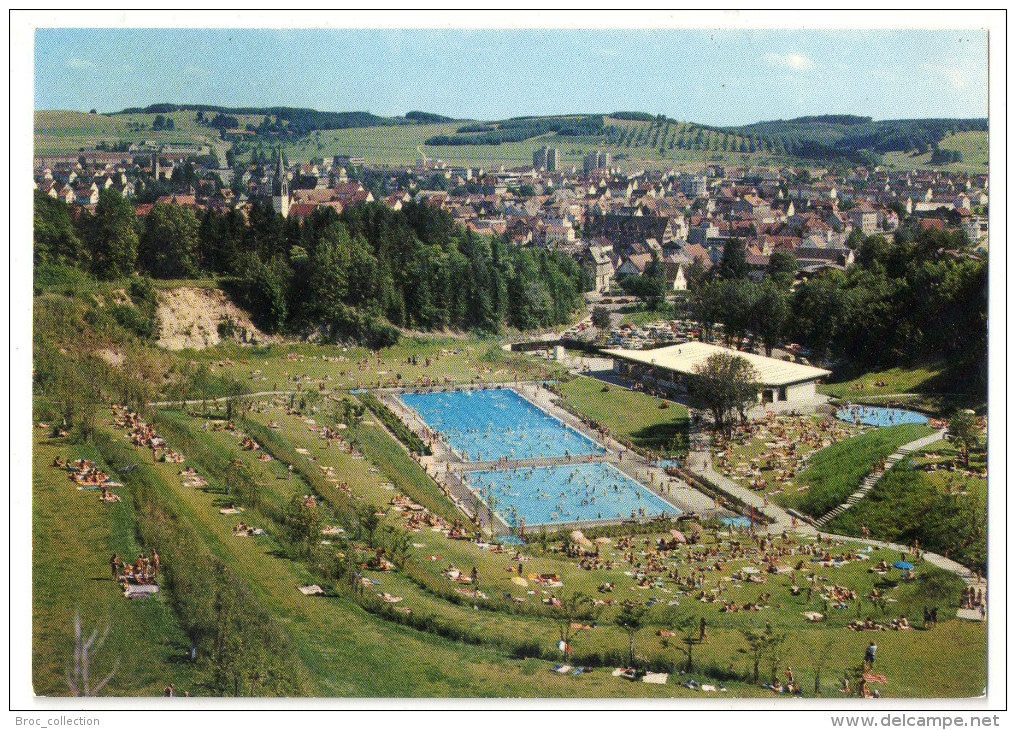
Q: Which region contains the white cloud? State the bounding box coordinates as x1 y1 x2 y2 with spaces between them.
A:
945 69 966 89
765 52 815 71
66 57 96 70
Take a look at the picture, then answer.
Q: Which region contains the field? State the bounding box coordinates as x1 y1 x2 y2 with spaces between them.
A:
283 116 812 172
35 109 988 175
818 363 947 401
556 375 690 456
32 431 194 696
881 131 988 174
177 338 568 398
34 110 247 155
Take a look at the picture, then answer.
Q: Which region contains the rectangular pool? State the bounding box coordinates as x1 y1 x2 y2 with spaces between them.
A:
398 388 603 461
466 462 682 527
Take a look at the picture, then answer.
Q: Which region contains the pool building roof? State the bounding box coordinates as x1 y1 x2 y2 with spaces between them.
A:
606 341 832 387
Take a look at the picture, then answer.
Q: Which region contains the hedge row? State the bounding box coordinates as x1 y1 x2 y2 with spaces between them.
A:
356 392 431 455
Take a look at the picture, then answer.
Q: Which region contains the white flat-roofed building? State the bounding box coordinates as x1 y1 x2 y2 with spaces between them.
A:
606 341 831 405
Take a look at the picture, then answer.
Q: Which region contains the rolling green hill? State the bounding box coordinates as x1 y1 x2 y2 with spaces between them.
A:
35 107 988 173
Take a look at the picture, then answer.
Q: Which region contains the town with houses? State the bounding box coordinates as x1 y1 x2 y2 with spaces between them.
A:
33 143 988 301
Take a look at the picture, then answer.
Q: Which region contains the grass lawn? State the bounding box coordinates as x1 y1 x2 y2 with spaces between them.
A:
781 424 935 517
818 363 946 400
182 337 568 397
32 429 195 696
557 375 690 456
618 306 672 328
35 398 987 698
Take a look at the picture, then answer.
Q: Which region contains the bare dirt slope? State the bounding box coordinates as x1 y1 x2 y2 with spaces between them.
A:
157 287 271 350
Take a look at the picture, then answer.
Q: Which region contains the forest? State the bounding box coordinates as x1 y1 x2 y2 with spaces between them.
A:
33 191 591 347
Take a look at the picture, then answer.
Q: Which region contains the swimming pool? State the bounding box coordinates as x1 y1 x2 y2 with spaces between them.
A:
398 388 603 461
465 462 681 527
836 405 930 428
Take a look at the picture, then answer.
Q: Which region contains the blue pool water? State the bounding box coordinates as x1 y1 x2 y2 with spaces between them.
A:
398 388 603 461
466 462 681 526
836 405 929 428
721 516 753 529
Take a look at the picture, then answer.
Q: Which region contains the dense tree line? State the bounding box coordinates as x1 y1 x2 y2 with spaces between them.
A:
428 116 604 146
790 226 986 388
688 225 986 392
33 191 590 346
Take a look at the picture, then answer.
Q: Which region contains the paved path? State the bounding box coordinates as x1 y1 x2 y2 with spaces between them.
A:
815 428 947 527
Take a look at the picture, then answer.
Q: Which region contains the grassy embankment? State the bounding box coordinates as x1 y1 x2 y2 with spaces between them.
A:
556 375 690 456
160 404 990 696
825 439 987 573
818 362 984 416
781 424 935 518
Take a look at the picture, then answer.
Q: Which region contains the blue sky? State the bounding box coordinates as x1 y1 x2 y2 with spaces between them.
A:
35 28 988 125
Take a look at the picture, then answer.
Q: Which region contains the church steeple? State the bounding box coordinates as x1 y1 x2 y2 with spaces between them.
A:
272 147 290 218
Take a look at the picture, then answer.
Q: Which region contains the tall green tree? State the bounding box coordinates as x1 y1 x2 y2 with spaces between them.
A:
138 203 201 278
766 250 798 289
691 352 761 436
88 188 138 278
717 237 749 280
947 409 980 467
752 278 790 356
614 600 648 668
33 192 83 266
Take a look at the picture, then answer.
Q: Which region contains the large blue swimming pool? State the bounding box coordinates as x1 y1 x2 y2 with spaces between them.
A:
836 405 930 428
398 388 603 461
466 462 681 527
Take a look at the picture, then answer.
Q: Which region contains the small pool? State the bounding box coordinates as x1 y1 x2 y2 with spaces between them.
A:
466 462 681 527
721 516 753 529
836 405 929 428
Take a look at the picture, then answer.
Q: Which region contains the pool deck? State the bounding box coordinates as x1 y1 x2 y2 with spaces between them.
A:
381 383 728 533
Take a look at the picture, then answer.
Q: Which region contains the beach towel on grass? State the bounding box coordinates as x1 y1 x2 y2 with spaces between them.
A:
642 672 669 684
298 584 325 596
124 584 159 598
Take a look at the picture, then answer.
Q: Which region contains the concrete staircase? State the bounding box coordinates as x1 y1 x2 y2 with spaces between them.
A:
814 429 946 528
